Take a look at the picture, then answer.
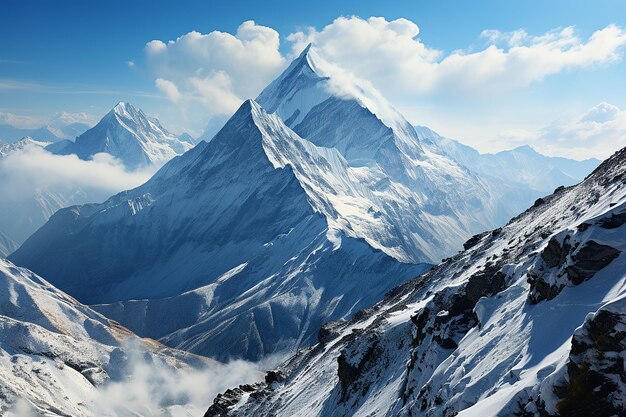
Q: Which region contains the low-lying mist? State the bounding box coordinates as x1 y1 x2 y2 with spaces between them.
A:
6 341 282 417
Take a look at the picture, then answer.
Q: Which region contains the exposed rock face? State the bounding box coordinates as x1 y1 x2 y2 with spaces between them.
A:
528 213 622 304
566 240 620 284
529 298 626 417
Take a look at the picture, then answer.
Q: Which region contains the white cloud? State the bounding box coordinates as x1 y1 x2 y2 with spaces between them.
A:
0 112 44 129
145 20 286 127
6 340 279 417
0 111 97 130
537 102 626 159
155 78 182 104
466 102 626 160
288 17 626 96
0 146 154 201
580 101 620 123
50 111 98 126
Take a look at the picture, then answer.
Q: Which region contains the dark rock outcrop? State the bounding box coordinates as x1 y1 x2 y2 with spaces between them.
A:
553 307 626 417
565 240 620 284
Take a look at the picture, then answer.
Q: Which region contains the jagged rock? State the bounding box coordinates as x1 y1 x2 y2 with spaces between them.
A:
529 238 620 303
265 370 285 385
541 237 570 268
533 198 546 208
553 307 626 417
599 211 626 229
463 231 489 250
566 241 620 284
318 323 341 345
337 336 382 401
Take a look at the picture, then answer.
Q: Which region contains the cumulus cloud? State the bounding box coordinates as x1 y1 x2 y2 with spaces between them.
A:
0 112 44 129
144 20 286 136
484 102 626 160
538 102 626 159
0 146 153 195
50 111 98 127
0 111 97 130
288 17 626 96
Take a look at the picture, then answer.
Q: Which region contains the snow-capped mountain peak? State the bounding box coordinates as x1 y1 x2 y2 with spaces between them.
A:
56 102 193 169
0 136 50 158
257 44 424 164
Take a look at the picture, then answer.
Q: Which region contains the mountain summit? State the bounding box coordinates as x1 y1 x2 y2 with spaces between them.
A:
56 102 193 168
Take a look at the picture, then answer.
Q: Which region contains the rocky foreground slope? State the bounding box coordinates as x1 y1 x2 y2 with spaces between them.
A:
206 146 626 417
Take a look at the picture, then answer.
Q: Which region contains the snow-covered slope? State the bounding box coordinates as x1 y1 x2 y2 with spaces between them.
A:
415 126 600 193
11 100 428 361
56 102 193 169
257 45 537 263
0 257 209 416
206 145 626 417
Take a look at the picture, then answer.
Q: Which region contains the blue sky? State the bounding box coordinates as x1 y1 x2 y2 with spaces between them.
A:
2 0 626 158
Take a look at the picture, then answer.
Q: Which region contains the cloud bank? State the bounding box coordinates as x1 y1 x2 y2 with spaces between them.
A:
0 145 155 243
289 17 626 97
0 146 154 198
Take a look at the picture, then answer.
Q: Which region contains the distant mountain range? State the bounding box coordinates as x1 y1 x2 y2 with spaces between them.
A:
52 102 194 169
415 125 600 193
0 122 91 143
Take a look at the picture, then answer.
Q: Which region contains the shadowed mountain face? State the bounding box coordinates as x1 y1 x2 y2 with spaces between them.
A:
205 144 626 417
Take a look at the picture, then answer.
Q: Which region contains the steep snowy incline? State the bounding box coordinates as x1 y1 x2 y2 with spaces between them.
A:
257 45 534 263
56 102 193 169
206 145 626 417
0 258 208 416
11 100 428 360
